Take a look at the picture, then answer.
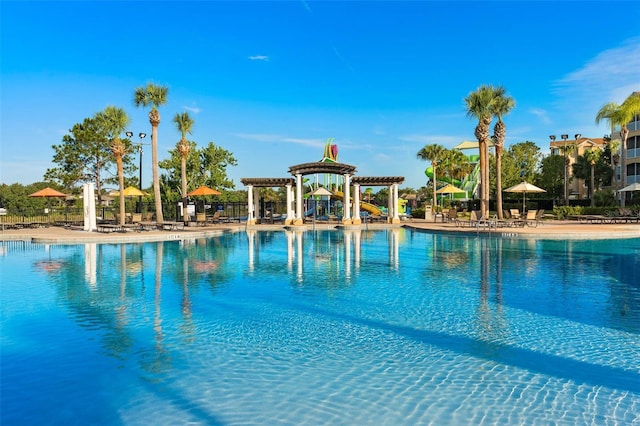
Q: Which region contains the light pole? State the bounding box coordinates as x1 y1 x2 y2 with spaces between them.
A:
559 134 569 205
126 132 147 213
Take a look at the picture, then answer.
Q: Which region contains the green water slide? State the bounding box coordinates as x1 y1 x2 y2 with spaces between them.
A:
424 154 480 200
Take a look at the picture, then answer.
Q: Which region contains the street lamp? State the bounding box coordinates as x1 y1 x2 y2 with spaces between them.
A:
560 134 569 205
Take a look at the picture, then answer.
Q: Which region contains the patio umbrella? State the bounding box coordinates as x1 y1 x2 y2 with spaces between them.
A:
110 186 147 197
504 181 546 212
617 182 640 192
29 187 69 220
436 183 466 194
187 185 221 219
436 183 466 207
187 185 222 197
28 187 68 198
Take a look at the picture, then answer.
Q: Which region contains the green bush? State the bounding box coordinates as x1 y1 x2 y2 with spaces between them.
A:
411 208 425 218
593 189 616 207
552 205 583 219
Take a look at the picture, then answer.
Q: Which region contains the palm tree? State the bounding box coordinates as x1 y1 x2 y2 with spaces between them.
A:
595 92 640 206
417 144 447 210
449 150 473 185
96 106 130 226
584 148 601 206
490 91 515 219
606 138 621 186
173 112 194 222
134 83 169 222
465 85 504 217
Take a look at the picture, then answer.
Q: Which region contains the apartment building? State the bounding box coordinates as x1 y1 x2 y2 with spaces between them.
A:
611 113 640 186
549 136 607 200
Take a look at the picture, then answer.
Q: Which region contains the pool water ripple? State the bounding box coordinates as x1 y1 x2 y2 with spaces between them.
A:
1 230 639 425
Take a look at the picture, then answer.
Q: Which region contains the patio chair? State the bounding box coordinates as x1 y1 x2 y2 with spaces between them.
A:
525 210 538 227
446 208 458 222
509 209 521 220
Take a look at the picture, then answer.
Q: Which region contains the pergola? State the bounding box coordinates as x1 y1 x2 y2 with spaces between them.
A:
241 161 405 226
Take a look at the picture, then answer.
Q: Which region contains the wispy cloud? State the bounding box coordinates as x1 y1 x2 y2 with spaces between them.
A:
233 133 325 148
553 37 640 125
332 47 354 72
300 0 312 13
183 106 201 114
248 55 269 61
529 108 551 125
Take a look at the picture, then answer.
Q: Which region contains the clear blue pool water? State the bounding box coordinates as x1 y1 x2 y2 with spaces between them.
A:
1 229 639 425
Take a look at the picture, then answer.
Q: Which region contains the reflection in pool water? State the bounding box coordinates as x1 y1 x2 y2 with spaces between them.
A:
1 230 639 425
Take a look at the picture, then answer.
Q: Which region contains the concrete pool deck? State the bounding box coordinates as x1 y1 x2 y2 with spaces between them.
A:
1 218 638 244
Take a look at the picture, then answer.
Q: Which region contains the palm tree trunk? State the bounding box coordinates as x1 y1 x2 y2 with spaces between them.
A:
432 165 437 210
496 148 503 219
181 156 188 222
478 141 487 217
117 156 126 226
590 163 595 207
151 123 164 223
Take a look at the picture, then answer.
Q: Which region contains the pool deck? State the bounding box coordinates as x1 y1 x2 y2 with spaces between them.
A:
1 218 638 244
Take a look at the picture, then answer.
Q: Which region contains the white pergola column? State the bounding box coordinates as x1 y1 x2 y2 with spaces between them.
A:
294 173 304 225
342 174 351 224
246 184 256 225
253 186 260 223
387 185 393 223
352 183 361 225
391 183 400 224
285 183 294 225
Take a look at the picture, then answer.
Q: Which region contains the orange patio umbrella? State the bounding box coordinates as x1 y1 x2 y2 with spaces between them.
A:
28 187 68 198
187 185 221 197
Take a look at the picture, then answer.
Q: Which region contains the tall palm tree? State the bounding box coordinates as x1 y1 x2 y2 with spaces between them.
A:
465 85 504 217
584 148 601 206
134 83 169 222
595 92 640 206
606 138 621 186
491 91 515 219
96 106 130 226
173 112 194 222
417 144 447 209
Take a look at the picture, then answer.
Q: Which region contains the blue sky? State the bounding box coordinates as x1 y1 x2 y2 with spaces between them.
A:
2 1 639 191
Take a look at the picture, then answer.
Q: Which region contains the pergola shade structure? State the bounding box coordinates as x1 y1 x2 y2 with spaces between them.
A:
242 161 405 226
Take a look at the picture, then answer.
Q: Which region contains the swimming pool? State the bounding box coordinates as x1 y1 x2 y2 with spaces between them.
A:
1 229 639 425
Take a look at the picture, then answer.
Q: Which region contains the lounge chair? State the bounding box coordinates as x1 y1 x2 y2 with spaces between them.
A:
525 210 538 227
446 208 458 222
509 209 521 220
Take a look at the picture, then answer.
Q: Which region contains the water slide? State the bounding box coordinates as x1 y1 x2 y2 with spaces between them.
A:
333 191 383 216
425 153 481 200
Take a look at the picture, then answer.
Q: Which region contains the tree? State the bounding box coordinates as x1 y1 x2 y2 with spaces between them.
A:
159 141 237 203
605 138 621 186
96 106 130 225
499 142 543 203
173 111 195 221
538 155 564 201
490 91 515 219
595 92 640 206
465 85 504 217
583 148 602 206
416 144 447 209
44 116 135 202
134 83 169 221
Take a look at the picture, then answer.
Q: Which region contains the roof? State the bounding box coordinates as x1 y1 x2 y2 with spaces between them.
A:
240 177 296 187
454 140 495 150
351 176 405 186
549 137 607 149
288 161 357 176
